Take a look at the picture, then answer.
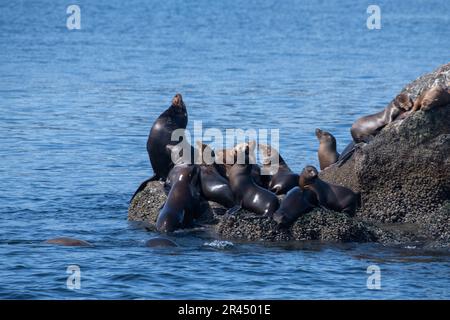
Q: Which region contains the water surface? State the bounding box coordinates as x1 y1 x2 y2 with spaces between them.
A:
0 0 449 299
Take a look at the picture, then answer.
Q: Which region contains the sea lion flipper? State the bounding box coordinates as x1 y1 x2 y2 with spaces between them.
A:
226 205 241 215
336 149 355 167
129 175 158 203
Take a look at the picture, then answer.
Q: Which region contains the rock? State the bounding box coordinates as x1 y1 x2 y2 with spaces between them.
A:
129 63 450 247
128 181 167 227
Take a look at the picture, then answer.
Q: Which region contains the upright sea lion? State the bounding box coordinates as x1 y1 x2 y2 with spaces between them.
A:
258 143 299 195
228 146 279 216
350 93 413 143
412 85 450 112
156 164 202 233
130 94 190 202
195 142 236 209
299 165 359 216
45 237 92 247
147 93 189 178
315 128 340 170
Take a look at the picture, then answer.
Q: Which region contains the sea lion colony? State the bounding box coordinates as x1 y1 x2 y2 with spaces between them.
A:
132 86 449 233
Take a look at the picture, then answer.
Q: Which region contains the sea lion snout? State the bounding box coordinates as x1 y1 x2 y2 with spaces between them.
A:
172 93 184 107
315 128 323 138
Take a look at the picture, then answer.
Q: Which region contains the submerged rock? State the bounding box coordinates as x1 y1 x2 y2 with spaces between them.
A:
128 63 450 247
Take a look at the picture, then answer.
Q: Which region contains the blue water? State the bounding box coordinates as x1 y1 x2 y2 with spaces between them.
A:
0 0 449 299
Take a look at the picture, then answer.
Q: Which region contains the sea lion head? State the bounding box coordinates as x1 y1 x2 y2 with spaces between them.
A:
195 140 215 164
171 93 186 110
299 165 319 188
315 128 337 146
233 143 251 165
394 93 413 111
166 144 191 165
170 163 200 184
258 143 278 165
234 140 256 163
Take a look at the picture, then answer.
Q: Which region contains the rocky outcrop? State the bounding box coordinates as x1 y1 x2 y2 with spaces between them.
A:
320 63 450 244
128 63 450 247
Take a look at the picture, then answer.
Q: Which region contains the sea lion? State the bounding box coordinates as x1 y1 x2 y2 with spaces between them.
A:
315 128 340 170
199 164 236 208
215 140 264 187
228 146 279 216
258 143 299 195
412 85 450 112
165 144 197 187
299 165 359 216
130 94 190 202
273 187 317 228
156 164 202 233
145 237 178 248
350 93 413 143
45 237 92 247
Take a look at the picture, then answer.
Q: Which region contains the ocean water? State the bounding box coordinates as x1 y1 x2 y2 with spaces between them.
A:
0 0 449 299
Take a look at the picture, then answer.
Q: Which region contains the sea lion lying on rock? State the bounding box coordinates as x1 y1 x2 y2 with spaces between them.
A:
351 93 413 143
299 165 359 216
412 85 450 112
258 143 299 194
273 187 316 228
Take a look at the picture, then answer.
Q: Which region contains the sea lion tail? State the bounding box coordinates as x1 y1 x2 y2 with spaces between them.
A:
336 141 356 167
129 175 158 203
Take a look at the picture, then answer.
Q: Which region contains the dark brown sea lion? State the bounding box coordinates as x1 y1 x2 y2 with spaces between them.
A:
45 237 92 247
198 165 236 208
412 85 450 112
156 164 202 233
299 165 359 216
165 142 234 206
228 146 279 216
130 94 190 202
273 187 317 228
350 93 413 143
215 140 264 187
258 143 299 195
145 237 178 248
315 128 340 170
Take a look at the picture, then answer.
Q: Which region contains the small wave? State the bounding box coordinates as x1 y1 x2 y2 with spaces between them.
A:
203 240 234 249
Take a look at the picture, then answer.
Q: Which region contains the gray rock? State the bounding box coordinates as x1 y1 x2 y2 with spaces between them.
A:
128 181 167 228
